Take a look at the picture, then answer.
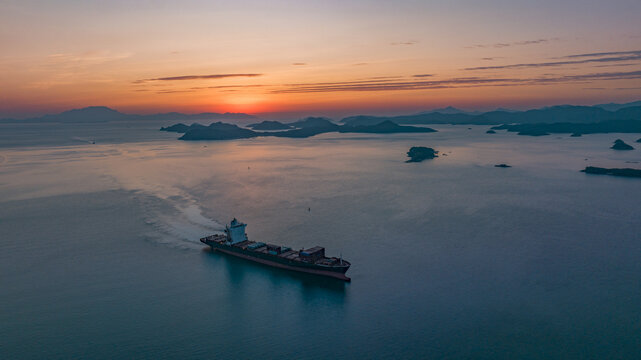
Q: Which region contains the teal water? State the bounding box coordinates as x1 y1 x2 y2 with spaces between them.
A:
1 124 640 359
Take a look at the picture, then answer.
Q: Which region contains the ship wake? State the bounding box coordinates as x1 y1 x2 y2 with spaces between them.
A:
137 194 224 250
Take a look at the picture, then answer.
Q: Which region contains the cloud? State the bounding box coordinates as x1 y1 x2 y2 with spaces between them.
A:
281 77 415 88
353 63 369 66
563 50 641 59
292 62 307 66
270 78 498 94
143 84 266 93
592 63 641 68
391 41 418 46
134 73 262 83
465 50 641 70
47 50 131 64
413 74 433 78
468 38 559 49
561 70 641 81
156 89 197 94
365 76 404 80
269 70 641 94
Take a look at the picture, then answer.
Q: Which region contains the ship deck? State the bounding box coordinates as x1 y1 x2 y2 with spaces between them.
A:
200 234 350 269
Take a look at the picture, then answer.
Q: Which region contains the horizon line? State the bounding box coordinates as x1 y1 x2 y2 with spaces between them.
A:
2 99 641 121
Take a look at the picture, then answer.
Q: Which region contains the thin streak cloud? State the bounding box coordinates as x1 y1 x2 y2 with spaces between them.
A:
269 70 641 94
563 50 641 59
390 40 418 46
464 52 641 70
468 38 559 49
156 89 197 94
134 73 263 83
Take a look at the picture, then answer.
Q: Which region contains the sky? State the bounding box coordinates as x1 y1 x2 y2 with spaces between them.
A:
1 0 641 118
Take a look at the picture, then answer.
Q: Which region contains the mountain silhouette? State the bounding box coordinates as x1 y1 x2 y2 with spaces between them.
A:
286 117 336 128
594 100 641 112
246 120 293 130
341 104 641 126
416 106 478 115
1 106 256 123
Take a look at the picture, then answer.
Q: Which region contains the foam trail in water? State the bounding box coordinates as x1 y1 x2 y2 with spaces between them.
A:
182 204 223 230
142 199 225 250
92 145 227 249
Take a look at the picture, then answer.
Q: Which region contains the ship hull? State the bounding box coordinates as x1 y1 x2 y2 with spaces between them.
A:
204 240 351 281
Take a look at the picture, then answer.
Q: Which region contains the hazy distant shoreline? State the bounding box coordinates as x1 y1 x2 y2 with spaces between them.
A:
3 100 641 126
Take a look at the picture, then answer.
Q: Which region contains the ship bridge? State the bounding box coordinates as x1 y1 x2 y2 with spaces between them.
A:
226 218 248 244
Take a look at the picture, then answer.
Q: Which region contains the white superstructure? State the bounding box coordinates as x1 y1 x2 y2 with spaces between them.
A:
225 218 248 244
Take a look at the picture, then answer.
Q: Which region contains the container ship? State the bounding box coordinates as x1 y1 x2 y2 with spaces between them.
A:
200 218 351 281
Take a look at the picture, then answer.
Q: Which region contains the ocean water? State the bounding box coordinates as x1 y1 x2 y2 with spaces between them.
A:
1 123 640 359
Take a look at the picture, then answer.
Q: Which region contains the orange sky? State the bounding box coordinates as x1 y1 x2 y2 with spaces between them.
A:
1 0 641 118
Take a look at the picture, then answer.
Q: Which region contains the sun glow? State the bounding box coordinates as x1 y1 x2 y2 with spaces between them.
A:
1 1 640 118
219 95 269 114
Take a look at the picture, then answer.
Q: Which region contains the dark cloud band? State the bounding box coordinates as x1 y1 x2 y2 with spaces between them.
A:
468 38 558 49
269 70 641 94
134 73 262 83
465 52 641 70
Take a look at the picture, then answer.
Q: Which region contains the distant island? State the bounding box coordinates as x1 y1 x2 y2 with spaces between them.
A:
178 122 257 140
491 119 641 136
406 147 438 162
160 123 204 133
288 117 336 128
582 166 641 178
494 164 512 168
162 118 437 141
338 121 436 134
611 139 634 150
246 120 292 130
340 103 641 127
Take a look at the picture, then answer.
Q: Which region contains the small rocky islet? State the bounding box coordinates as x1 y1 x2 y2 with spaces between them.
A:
406 147 438 163
581 166 641 178
611 139 634 150
491 120 641 137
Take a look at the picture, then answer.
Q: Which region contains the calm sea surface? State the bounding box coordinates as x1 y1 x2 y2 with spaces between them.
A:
1 122 640 359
